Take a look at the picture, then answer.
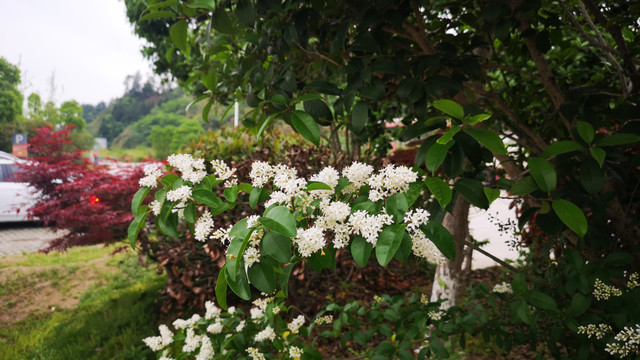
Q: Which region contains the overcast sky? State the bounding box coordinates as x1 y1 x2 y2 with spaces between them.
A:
0 0 152 106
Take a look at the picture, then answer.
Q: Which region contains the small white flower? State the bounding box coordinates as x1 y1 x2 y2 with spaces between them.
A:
207 322 224 334
254 325 276 342
250 161 273 188
139 164 162 188
288 315 305 334
182 328 202 353
247 215 261 228
236 320 246 332
247 347 266 360
143 336 164 352
194 212 214 242
348 210 393 246
150 200 162 216
342 162 374 191
492 281 513 294
211 159 235 180
205 300 221 320
211 225 232 244
244 246 261 268
294 226 326 257
166 185 192 203
289 346 304 358
250 307 264 319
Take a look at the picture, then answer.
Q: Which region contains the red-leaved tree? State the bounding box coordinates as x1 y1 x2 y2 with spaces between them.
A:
18 126 145 251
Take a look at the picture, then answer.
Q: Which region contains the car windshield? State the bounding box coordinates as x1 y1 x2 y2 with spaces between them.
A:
0 164 23 182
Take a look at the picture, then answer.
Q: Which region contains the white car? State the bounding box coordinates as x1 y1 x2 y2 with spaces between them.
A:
0 151 36 222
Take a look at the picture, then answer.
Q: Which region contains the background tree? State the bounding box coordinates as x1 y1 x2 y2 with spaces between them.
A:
0 57 24 152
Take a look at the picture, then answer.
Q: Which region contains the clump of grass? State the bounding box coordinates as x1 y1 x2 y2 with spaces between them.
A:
0 244 166 360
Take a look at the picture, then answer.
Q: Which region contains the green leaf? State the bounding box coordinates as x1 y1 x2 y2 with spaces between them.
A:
160 173 179 187
291 110 321 146
308 246 336 272
542 141 584 157
215 266 228 309
188 0 216 11
515 300 531 324
590 147 606 167
465 127 507 155
425 141 454 173
425 177 452 209
184 202 196 223
128 212 148 249
433 99 464 120
404 181 427 208
567 293 591 317
394 233 412 262
510 176 538 195
235 0 255 27
430 340 450 359
437 125 462 144
212 7 234 34
192 189 222 208
484 187 501 205
595 133 640 147
306 181 332 191
260 206 297 238
466 113 491 125
249 187 270 209
576 121 594 144
157 212 179 238
350 236 372 267
169 20 188 54
580 158 604 194
138 10 174 22
376 224 406 266
386 193 408 223
512 273 527 295
262 231 292 263
131 186 150 216
421 221 455 260
351 102 368 134
248 257 276 293
223 186 238 202
552 199 587 238
603 252 634 267
528 157 557 193
225 262 251 300
454 178 489 209
528 291 557 311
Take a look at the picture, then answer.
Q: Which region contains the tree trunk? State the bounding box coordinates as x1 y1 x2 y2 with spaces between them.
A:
430 197 470 308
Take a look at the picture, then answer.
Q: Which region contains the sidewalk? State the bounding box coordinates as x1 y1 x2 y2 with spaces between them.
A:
0 226 61 257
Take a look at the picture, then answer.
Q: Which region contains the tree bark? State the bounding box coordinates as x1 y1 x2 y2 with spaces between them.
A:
430 196 470 308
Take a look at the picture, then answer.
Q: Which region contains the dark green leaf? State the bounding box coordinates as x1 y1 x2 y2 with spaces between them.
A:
304 80 341 95
249 187 270 209
169 20 188 54
542 141 584 157
306 181 332 191
465 127 507 155
467 113 491 125
434 99 464 119
590 147 606 167
351 102 368 134
512 273 526 295
157 212 179 238
235 0 255 27
308 246 336 272
425 141 454 173
528 291 557 311
454 178 489 209
225 262 251 300
192 189 222 208
223 185 238 202
212 7 234 34
386 193 408 223
394 232 413 262
567 293 591 317
376 224 406 266
604 252 634 267
510 176 538 195
528 157 557 193
576 121 594 144
248 257 276 293
437 125 462 144
552 199 587 238
350 236 373 267
291 110 321 146
595 133 640 147
484 187 500 205
515 300 531 324
128 212 147 249
262 231 292 263
184 202 196 223
188 0 216 11
138 10 174 22
131 186 150 216
160 173 179 187
422 221 455 260
430 340 450 358
425 177 452 209
216 267 228 309
580 158 604 194
260 206 297 238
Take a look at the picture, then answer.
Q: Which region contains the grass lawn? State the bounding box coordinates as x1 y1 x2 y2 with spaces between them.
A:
0 244 166 360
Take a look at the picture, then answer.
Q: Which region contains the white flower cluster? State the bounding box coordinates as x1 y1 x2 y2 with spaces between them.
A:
143 324 173 352
368 164 418 201
150 200 162 216
309 166 340 198
288 315 306 334
428 310 443 321
289 346 304 358
593 278 623 301
211 225 231 244
492 281 513 294
166 185 192 203
342 162 374 192
139 164 162 188
626 272 639 290
348 210 394 246
294 226 326 257
605 324 640 358
403 209 444 264
168 153 207 184
577 323 612 339
254 325 276 342
211 159 237 187
315 315 334 325
194 211 214 242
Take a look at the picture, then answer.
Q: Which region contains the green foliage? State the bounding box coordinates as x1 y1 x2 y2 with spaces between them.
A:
0 57 24 151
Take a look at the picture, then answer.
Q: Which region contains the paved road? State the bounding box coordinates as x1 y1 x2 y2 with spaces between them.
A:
0 223 61 257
